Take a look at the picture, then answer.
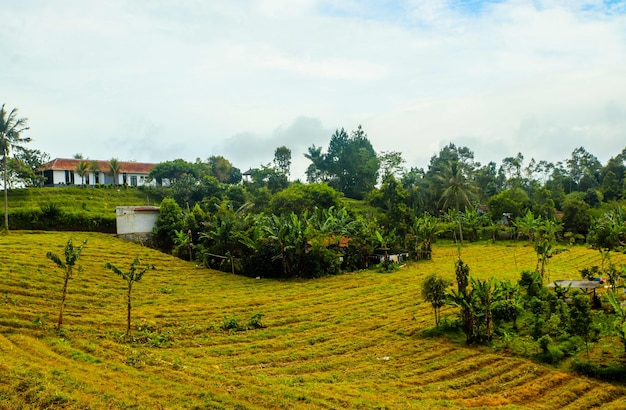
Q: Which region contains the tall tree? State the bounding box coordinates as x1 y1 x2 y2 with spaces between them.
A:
569 294 593 361
566 147 601 191
207 155 241 184
108 158 121 187
154 197 184 252
500 152 524 187
436 160 477 213
304 145 328 183
149 158 197 185
1 104 31 232
378 151 405 181
402 167 433 214
90 160 101 186
367 174 412 236
305 126 379 199
427 144 476 212
7 148 49 187
599 156 625 202
273 146 292 178
75 160 90 186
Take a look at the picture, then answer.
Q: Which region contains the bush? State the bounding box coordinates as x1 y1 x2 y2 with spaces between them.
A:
247 313 265 329
8 207 115 232
535 335 565 364
220 314 265 332
220 316 244 332
572 360 626 382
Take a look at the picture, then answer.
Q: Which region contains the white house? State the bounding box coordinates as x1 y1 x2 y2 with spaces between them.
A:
40 158 156 187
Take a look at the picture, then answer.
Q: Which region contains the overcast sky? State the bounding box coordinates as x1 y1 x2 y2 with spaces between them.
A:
3 0 626 180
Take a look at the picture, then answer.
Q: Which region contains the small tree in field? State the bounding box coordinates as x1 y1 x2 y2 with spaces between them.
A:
46 239 87 331
105 258 155 339
570 294 593 361
421 273 451 327
446 259 475 344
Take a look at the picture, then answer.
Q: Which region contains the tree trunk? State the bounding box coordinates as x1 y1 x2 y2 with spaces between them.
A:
126 282 133 339
3 154 8 232
58 274 70 330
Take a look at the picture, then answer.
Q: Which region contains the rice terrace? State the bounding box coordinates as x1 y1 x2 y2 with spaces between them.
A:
2 231 626 409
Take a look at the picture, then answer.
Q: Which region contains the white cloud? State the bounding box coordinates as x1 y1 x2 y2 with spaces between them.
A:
1 0 625 175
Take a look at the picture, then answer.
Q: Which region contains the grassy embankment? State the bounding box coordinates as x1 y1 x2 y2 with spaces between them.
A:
1 231 626 409
5 187 162 231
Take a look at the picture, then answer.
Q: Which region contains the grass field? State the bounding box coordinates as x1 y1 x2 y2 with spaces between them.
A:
1 232 626 409
7 187 160 211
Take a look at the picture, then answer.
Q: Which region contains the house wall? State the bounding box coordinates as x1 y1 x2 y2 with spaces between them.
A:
45 171 153 186
52 170 65 185
115 206 159 235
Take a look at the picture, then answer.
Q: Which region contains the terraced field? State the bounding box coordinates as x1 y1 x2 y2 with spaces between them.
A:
1 232 625 409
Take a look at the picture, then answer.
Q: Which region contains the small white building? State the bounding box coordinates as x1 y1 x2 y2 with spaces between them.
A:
115 206 160 243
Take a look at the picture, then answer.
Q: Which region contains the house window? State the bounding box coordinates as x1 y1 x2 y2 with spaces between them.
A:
130 175 138 186
94 173 100 184
64 170 74 184
85 175 90 185
123 173 128 185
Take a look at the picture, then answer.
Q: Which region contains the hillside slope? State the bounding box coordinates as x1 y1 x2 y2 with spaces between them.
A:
5 187 163 231
1 232 625 409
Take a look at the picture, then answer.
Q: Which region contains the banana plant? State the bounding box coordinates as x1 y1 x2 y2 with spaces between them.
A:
105 258 155 339
46 238 87 331
607 291 626 353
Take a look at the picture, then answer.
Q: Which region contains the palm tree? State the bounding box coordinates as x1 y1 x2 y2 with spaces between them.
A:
1 104 31 232
75 160 90 186
108 158 121 187
90 160 101 186
437 160 476 212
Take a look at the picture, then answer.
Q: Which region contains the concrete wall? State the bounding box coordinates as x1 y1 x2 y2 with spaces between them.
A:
115 206 160 235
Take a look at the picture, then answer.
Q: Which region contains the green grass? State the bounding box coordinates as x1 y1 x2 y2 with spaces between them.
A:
1 232 626 408
5 186 165 231
7 186 161 213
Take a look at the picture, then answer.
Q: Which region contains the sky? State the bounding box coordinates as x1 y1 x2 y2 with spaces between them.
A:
2 0 626 180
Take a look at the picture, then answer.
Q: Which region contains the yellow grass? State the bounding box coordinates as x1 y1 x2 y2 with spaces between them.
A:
1 232 625 409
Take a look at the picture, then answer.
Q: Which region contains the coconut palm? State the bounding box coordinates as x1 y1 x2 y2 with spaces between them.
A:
75 160 90 186
108 158 121 187
90 160 101 185
1 104 31 232
436 161 476 211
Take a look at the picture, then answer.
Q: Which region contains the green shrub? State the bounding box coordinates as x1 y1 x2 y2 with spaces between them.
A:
220 316 244 332
572 360 626 382
535 335 565 364
247 313 265 329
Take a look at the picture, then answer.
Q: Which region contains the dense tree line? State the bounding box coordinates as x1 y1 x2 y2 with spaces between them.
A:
2 102 625 277
140 127 626 279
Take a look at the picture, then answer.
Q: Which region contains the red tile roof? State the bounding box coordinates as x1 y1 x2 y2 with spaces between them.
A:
41 158 156 174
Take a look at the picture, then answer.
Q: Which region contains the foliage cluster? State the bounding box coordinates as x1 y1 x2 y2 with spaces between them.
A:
425 255 626 379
